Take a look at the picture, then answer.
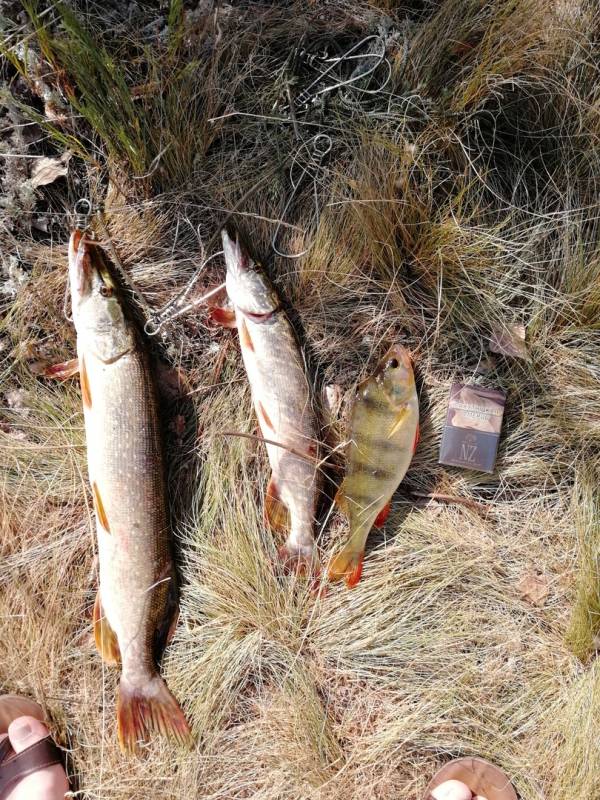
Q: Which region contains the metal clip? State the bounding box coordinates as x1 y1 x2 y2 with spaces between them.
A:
271 133 332 259
73 198 93 232
144 239 226 336
279 35 390 116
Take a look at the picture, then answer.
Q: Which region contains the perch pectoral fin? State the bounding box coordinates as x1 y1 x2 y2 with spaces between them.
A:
387 405 410 438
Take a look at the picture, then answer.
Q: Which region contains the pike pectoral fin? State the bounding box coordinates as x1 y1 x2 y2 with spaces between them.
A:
239 317 254 351
117 674 193 755
413 421 420 453
373 500 391 529
328 547 364 588
44 357 79 380
265 476 290 533
80 354 92 409
93 593 121 664
388 405 410 438
210 307 237 328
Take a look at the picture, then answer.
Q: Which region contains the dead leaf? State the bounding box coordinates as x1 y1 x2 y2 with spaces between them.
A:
516 571 549 606
489 323 529 360
30 152 70 188
4 389 32 415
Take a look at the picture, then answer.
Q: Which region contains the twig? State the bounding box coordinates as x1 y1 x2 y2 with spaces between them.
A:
411 491 490 515
214 430 317 463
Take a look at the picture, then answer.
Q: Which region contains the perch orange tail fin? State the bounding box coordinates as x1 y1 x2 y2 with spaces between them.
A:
117 674 193 755
327 548 364 588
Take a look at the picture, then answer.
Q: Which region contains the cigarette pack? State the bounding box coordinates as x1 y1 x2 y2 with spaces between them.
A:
439 383 506 473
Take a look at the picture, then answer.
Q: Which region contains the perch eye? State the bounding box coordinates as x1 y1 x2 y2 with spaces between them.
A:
99 284 113 298
388 358 399 369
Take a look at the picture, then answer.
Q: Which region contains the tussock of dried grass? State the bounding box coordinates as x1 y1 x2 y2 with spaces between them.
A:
1 1 600 798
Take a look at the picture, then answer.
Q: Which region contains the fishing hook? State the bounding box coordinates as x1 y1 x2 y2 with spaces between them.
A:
271 133 332 260
144 245 225 336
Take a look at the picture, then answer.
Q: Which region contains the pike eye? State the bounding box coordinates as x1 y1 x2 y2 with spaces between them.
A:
388 358 399 369
99 284 113 298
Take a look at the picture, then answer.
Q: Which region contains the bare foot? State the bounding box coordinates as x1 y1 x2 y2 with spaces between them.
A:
0 716 68 800
430 779 489 800
431 780 474 800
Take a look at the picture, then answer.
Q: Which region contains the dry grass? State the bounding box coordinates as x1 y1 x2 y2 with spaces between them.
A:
1 1 600 798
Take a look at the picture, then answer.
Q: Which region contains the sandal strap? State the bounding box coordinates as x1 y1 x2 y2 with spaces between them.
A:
0 735 63 800
0 742 11 765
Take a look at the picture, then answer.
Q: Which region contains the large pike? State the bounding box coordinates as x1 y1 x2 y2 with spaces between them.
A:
67 230 191 754
328 345 419 587
213 229 321 570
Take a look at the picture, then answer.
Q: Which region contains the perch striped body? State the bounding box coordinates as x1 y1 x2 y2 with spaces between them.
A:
68 230 191 754
328 345 419 587
216 229 321 569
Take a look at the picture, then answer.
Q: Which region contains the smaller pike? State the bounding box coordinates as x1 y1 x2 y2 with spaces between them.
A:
212 229 321 570
328 345 419 587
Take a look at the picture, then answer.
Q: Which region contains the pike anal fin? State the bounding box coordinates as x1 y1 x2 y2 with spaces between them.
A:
93 593 121 664
265 476 290 533
117 674 193 755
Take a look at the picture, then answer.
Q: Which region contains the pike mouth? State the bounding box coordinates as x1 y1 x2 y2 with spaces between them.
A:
240 307 279 324
69 229 94 298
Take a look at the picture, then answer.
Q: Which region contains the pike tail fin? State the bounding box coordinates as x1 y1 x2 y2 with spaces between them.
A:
117 674 193 755
327 546 364 588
